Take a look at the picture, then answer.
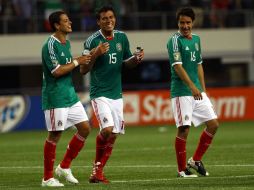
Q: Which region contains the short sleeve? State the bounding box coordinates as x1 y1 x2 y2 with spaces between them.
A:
167 36 182 67
84 36 97 51
42 41 60 73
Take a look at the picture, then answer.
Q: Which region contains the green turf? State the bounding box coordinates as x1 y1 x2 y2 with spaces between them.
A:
0 121 253 189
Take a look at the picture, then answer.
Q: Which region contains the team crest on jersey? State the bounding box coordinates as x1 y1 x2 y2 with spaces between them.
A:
57 120 63 126
195 43 199 51
116 43 122 52
103 117 108 123
52 59 58 67
173 52 180 61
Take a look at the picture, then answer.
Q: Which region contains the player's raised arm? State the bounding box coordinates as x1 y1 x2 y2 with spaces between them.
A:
124 47 145 68
80 42 109 75
52 54 91 78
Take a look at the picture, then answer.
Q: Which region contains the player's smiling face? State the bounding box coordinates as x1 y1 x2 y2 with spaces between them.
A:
178 15 193 38
57 14 72 34
97 10 116 35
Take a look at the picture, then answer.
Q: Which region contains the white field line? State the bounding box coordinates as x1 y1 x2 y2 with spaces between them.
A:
0 164 254 169
112 174 254 183
2 145 253 155
0 175 253 188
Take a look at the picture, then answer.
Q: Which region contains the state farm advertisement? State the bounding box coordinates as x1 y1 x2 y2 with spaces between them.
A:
1 87 253 133
123 90 172 125
121 87 254 126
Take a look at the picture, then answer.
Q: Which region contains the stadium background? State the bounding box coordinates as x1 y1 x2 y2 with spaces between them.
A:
0 0 254 132
0 1 254 189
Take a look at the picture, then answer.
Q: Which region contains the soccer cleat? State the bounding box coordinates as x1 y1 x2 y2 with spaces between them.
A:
89 162 109 184
41 178 64 187
177 168 198 178
187 157 209 176
55 164 79 184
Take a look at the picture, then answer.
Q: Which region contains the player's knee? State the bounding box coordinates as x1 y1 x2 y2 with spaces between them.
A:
76 121 91 138
101 126 113 139
177 125 190 139
48 131 62 143
206 119 219 135
82 124 91 134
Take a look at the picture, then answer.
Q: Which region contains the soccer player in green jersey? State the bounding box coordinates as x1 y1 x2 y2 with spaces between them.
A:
80 5 144 183
41 11 92 187
167 7 219 177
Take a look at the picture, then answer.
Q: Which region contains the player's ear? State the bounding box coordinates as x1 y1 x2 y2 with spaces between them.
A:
54 23 60 31
96 19 100 26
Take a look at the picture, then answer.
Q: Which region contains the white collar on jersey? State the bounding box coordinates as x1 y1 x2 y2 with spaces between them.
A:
51 35 61 43
99 29 114 39
177 31 193 39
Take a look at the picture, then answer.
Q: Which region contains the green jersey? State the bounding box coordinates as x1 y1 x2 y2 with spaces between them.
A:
84 30 132 100
41 35 79 110
167 32 203 98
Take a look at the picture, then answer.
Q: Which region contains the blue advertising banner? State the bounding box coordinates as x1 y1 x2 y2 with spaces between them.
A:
0 96 45 132
0 93 92 133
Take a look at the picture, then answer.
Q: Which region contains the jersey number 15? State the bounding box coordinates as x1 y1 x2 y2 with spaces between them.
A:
109 53 117 64
190 51 196 62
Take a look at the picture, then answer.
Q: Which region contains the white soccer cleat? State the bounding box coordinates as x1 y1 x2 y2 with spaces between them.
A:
55 164 79 184
178 168 198 178
41 178 64 187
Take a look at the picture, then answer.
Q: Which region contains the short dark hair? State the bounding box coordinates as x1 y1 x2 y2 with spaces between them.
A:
176 7 195 22
49 11 67 31
95 5 116 20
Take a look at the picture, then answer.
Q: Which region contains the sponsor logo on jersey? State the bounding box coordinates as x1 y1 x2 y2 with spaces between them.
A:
173 52 180 61
195 43 199 51
185 115 189 121
61 52 65 56
116 43 122 52
185 46 189 50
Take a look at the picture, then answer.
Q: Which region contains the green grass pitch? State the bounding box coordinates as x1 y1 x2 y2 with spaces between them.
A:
0 121 253 190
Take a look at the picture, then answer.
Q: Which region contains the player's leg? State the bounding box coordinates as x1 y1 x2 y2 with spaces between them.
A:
193 119 219 161
89 127 114 184
176 125 197 177
189 92 219 176
94 129 110 166
89 98 114 183
56 101 90 184
100 133 117 168
172 96 197 177
42 108 66 187
89 97 123 183
99 98 123 169
43 131 62 181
